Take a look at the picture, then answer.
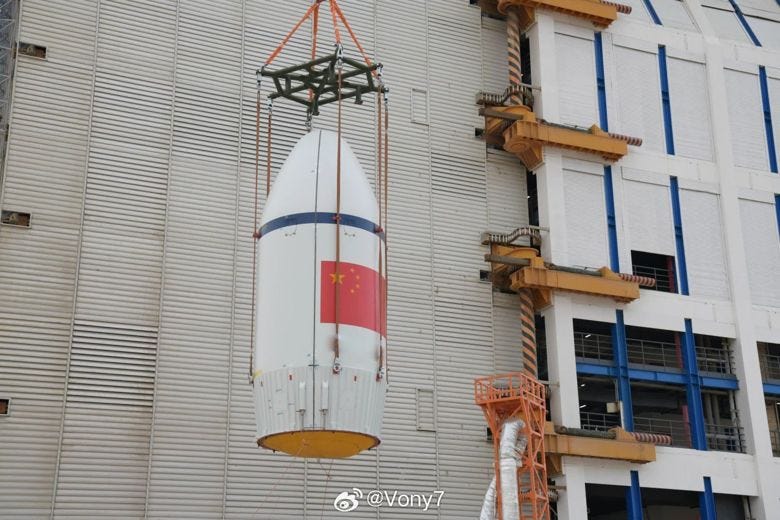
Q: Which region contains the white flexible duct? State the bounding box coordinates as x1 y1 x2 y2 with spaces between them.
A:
479 419 527 520
479 476 497 520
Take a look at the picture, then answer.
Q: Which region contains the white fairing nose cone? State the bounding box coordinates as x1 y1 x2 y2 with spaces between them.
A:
253 129 387 458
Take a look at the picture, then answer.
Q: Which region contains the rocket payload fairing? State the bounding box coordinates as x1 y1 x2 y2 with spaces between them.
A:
252 129 387 458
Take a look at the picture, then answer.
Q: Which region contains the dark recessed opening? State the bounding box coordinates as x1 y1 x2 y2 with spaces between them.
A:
479 269 490 281
0 398 8 416
1 210 31 227
18 42 46 59
526 171 538 227
520 34 532 86
631 250 677 293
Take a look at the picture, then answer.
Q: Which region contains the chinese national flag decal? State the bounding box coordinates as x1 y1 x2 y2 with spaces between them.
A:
321 260 386 336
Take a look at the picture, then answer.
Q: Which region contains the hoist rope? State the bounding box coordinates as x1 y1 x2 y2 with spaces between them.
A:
266 102 272 196
249 88 262 383
332 65 343 372
264 1 321 67
330 0 373 70
376 90 384 380
382 97 389 380
328 0 342 44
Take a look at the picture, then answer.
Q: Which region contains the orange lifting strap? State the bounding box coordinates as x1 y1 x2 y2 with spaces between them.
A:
249 0 390 383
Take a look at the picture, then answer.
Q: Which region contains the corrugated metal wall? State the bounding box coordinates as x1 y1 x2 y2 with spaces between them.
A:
679 189 729 300
0 0 100 515
622 176 675 256
0 1 530 518
724 68 768 170
739 198 780 308
667 57 714 161
613 45 665 153
555 32 598 128
563 166 609 268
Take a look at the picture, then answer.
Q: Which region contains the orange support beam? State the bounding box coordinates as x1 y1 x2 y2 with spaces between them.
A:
481 105 632 170
544 423 657 476
479 0 629 28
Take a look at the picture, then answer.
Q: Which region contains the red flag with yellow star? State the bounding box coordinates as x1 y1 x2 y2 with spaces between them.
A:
320 260 386 336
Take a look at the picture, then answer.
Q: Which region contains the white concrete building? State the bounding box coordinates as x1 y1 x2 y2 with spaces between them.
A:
0 0 779 518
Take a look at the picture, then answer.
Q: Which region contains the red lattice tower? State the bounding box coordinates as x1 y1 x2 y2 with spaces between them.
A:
475 372 550 520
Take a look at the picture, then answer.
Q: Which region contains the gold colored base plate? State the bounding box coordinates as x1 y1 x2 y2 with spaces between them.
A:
259 430 379 458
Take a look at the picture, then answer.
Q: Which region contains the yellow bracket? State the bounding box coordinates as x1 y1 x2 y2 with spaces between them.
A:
482 105 629 170
488 245 640 305
545 423 657 476
480 0 621 28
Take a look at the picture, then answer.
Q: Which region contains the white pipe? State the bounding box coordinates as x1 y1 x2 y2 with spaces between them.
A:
479 419 527 520
479 476 497 520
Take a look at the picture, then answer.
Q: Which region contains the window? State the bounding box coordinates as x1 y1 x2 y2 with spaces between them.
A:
573 319 613 364
0 398 8 416
766 397 780 457
631 250 677 293
17 42 46 59
632 382 690 447
695 334 733 376
702 390 744 453
578 377 621 432
759 342 780 381
1 210 30 227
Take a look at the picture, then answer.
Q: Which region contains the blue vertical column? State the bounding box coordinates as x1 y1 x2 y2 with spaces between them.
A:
658 46 675 156
759 66 778 173
728 0 761 46
699 477 718 520
613 310 634 431
626 471 644 520
669 177 690 296
682 319 708 450
595 31 642 518
643 0 662 25
775 194 780 238
594 32 620 272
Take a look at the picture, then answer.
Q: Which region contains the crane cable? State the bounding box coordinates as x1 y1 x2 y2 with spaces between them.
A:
332 50 344 374
376 87 383 381
251 0 387 380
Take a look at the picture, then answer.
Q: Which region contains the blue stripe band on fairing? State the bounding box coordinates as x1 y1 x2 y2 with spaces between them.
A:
258 212 384 240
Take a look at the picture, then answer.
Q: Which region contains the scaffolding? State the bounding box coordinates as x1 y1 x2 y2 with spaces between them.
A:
0 0 17 182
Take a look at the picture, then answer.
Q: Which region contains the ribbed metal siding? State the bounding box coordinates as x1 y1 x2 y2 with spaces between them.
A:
679 190 729 300
226 2 306 516
623 177 675 256
725 69 769 170
556 33 598 128
486 150 527 231
613 45 665 153
769 76 780 161
667 58 713 161
703 6 752 43
564 168 608 268
429 2 493 518
0 0 98 516
481 16 508 95
739 199 780 308
746 17 780 49
52 0 177 516
492 292 525 374
146 0 242 516
0 1 530 517
652 0 697 30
